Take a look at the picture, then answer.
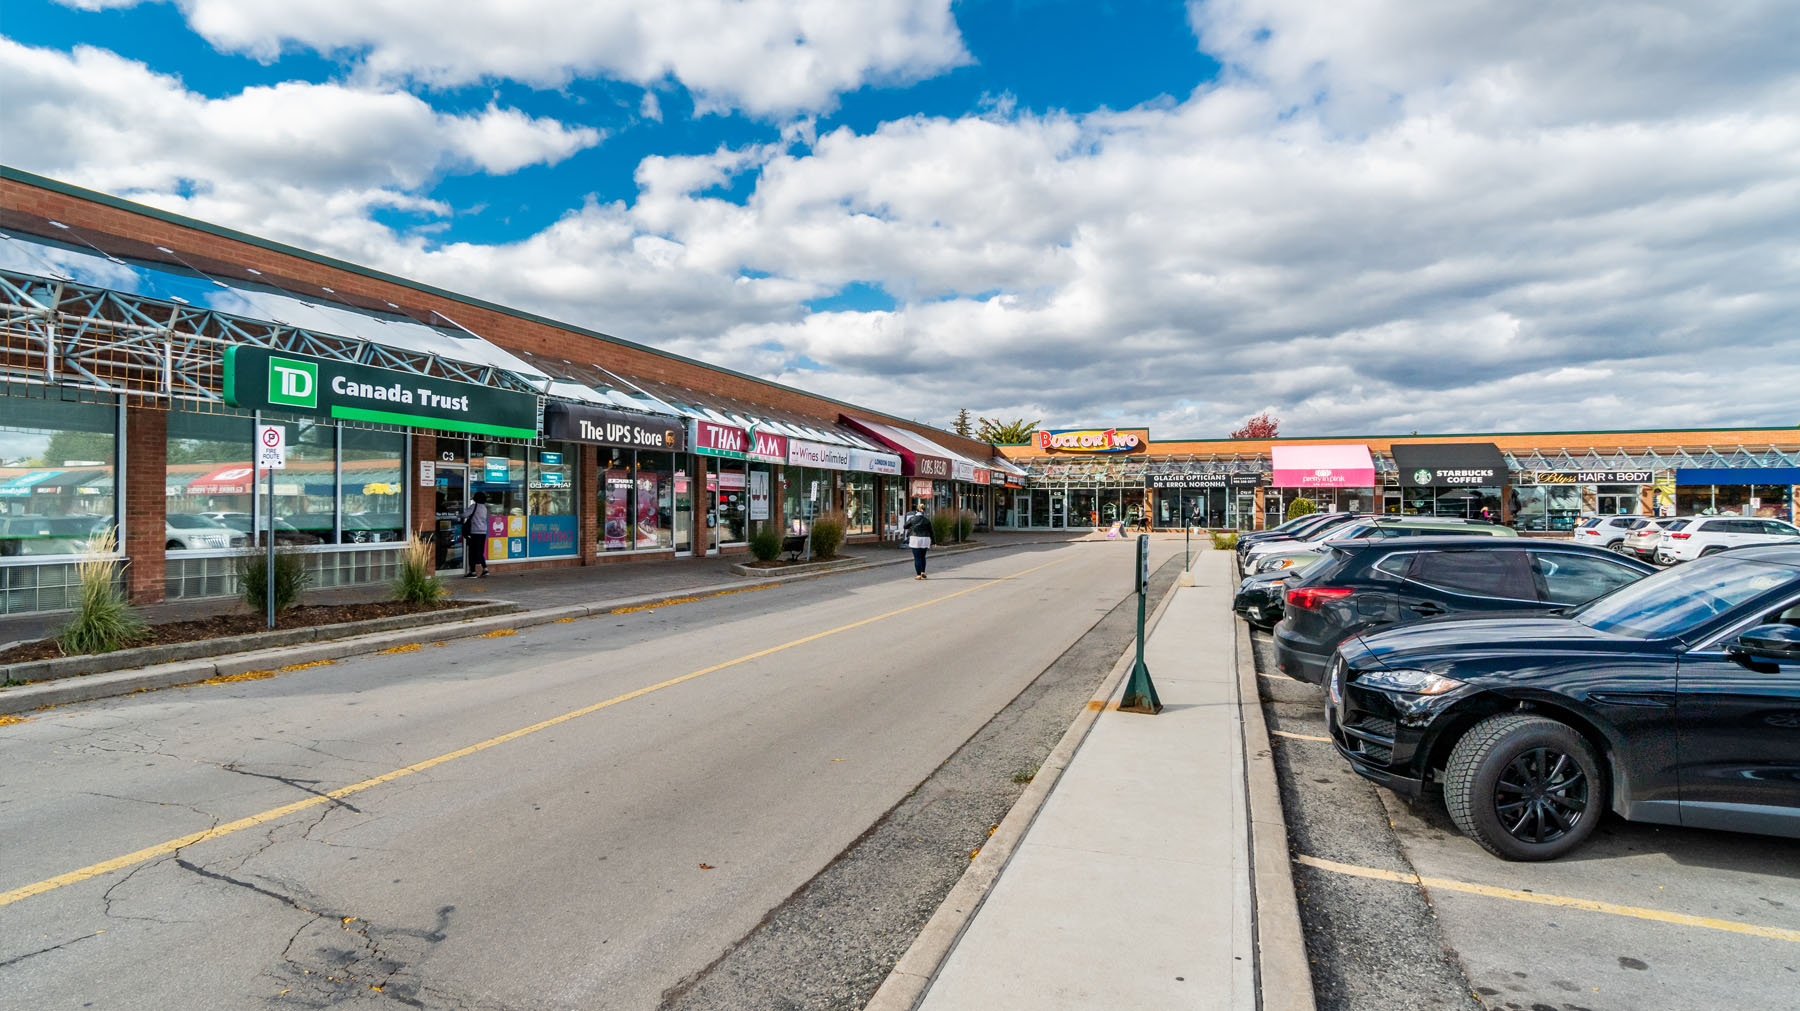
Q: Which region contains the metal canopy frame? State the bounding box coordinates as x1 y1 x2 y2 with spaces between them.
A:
1 268 545 418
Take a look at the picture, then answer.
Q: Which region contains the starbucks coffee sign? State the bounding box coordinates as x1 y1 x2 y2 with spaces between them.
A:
224 346 538 439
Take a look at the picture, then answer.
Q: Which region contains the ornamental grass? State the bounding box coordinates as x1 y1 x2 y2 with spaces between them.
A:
56 526 145 655
392 534 447 605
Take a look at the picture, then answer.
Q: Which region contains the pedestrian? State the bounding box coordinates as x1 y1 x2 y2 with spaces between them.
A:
462 493 490 578
903 504 934 579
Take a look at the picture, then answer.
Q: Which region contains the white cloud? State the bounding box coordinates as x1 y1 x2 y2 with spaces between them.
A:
66 0 970 117
9 1 1800 437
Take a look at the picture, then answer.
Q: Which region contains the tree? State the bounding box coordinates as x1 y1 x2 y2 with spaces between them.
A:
1231 411 1279 439
952 408 973 437
977 417 1040 444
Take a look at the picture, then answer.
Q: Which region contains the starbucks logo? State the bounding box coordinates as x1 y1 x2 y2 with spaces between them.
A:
1413 469 1433 484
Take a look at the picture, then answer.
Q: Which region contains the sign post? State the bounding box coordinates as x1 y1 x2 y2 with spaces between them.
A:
1119 533 1163 714
255 424 286 628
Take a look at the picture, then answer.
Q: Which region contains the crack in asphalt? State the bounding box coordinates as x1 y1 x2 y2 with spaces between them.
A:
0 929 107 970
218 763 365 814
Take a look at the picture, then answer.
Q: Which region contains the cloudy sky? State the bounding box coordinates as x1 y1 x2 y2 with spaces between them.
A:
4 0 1797 438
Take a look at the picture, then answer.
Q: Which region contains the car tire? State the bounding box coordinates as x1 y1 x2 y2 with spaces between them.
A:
1699 546 1723 557
1443 712 1604 861
1610 542 1630 555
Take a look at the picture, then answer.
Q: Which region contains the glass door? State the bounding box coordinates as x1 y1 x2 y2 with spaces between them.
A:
433 464 466 572
674 467 693 555
1048 490 1066 528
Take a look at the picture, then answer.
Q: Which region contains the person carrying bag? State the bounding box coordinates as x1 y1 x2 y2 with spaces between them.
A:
904 507 934 580
462 494 491 578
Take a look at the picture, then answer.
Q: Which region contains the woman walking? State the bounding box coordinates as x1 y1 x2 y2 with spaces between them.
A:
462 493 491 578
904 506 934 579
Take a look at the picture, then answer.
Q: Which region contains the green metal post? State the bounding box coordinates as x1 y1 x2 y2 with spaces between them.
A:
1119 533 1162 714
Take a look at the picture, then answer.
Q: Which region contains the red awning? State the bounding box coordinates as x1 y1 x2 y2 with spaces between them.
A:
185 463 258 495
840 417 956 480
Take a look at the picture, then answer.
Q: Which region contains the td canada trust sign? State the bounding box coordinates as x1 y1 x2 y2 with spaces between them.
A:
224 347 539 439
1036 428 1149 454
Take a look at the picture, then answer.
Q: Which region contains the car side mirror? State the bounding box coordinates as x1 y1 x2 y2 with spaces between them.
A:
1729 624 1800 663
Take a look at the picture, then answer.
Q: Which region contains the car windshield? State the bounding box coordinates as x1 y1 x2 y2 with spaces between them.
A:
1573 556 1800 639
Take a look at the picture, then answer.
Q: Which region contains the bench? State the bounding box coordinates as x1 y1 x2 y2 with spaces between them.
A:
781 533 808 560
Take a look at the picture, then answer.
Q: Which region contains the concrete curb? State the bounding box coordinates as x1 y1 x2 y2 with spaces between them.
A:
0 601 520 685
0 540 1007 715
864 562 1184 1011
1236 605 1317 1011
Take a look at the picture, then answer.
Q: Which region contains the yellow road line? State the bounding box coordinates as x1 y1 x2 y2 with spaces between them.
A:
1270 729 1331 742
1295 854 1800 944
0 555 1068 909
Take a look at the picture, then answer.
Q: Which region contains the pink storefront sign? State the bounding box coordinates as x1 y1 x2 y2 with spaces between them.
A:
1270 444 1376 488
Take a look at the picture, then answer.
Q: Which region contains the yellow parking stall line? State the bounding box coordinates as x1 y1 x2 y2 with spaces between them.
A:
1295 854 1800 944
0 554 1070 910
1269 729 1331 743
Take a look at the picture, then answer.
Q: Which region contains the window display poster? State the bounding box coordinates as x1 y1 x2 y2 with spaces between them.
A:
605 469 631 549
528 515 578 557
636 474 660 548
749 469 770 521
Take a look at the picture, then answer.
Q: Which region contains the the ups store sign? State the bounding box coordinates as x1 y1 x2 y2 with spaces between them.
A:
544 403 687 451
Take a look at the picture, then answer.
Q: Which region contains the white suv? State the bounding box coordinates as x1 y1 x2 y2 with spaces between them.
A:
1655 515 1800 564
1573 514 1653 551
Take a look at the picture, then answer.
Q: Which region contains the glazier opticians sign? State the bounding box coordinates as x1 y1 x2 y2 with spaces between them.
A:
224 347 538 439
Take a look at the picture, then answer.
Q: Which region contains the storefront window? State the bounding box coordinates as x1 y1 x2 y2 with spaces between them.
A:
278 416 336 545
1070 489 1097 528
166 410 254 551
341 428 405 544
636 451 675 549
884 478 904 535
714 462 747 544
845 473 875 535
475 443 527 564
0 398 119 557
600 448 633 552
1678 484 1793 520
747 462 776 536
528 442 577 558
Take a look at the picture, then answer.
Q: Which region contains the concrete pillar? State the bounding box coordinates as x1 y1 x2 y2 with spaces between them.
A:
122 405 167 605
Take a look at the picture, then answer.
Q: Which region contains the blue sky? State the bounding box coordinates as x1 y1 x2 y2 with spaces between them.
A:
3 1 1796 435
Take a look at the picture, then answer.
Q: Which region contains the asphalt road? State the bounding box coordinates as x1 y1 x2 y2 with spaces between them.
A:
0 537 1179 1010
1252 628 1800 1011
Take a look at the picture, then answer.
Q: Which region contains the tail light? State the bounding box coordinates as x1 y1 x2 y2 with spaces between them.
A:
1287 586 1354 609
1671 532 1691 539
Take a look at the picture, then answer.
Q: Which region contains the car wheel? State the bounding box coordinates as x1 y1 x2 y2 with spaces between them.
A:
1610 541 1630 554
1443 713 1604 861
165 540 182 551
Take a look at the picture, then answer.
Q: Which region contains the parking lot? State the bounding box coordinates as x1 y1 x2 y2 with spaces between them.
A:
1252 630 1800 1011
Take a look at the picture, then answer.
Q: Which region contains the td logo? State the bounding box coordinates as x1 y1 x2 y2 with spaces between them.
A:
268 357 317 409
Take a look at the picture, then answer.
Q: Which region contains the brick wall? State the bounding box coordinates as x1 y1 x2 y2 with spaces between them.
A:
123 406 166 603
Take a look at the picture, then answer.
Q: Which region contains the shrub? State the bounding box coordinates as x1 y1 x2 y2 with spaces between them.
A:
1285 498 1319 518
1210 531 1239 551
240 549 309 616
392 534 447 605
810 510 847 559
749 526 783 562
56 527 144 655
956 509 975 540
929 511 956 544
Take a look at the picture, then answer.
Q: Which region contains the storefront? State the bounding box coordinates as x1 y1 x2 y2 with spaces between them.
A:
1674 467 1799 521
544 402 689 557
691 419 750 550
1144 471 1263 529
1510 469 1655 531
785 437 848 534
1269 444 1376 523
1388 442 1507 520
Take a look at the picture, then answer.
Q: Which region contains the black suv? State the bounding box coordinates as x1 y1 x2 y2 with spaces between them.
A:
1273 538 1654 684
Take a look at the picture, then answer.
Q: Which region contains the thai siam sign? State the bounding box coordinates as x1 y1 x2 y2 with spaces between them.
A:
1037 428 1147 454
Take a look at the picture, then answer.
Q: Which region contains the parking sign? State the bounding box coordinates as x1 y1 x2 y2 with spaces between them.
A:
256 424 287 469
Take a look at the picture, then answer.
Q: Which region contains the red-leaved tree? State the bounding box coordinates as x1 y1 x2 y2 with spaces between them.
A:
1231 411 1280 439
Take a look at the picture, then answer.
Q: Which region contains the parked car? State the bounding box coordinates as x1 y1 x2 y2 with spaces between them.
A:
1234 566 1314 631
1619 517 1677 561
1273 538 1654 685
1240 513 1375 566
200 511 325 546
0 514 111 556
1247 516 1516 575
1574 514 1658 552
1325 545 1800 860
164 512 246 550
1654 515 1800 564
1236 512 1358 562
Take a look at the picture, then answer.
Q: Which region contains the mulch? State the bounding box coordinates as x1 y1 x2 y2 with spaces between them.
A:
0 600 476 665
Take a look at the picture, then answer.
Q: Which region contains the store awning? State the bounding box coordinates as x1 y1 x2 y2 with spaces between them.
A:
26 468 111 494
1270 445 1376 488
185 463 258 495
842 417 988 482
1390 442 1506 488
1676 467 1800 486
0 469 63 497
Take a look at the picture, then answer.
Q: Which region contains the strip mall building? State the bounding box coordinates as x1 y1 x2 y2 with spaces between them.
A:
1 168 1793 617
0 168 1022 616
993 428 1799 532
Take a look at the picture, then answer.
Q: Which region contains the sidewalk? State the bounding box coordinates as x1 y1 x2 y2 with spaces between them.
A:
0 531 1088 646
875 551 1305 1010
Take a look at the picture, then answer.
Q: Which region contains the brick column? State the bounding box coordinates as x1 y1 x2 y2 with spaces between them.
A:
579 443 599 564
1254 486 1267 530
691 455 709 555
122 405 167 604
409 432 435 540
